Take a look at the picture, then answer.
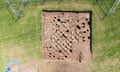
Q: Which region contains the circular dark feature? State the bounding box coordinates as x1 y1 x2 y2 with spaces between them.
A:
82 36 85 39
67 19 69 22
75 36 78 41
76 25 81 29
49 46 52 48
56 29 58 32
82 22 85 25
88 21 91 25
55 45 58 48
50 37 53 40
88 36 90 39
53 55 55 58
49 53 52 55
82 26 85 28
66 30 69 32
59 50 62 53
53 20 55 22
65 56 68 58
77 20 79 22
69 41 72 43
57 38 59 41
86 18 88 21
57 19 61 22
58 57 60 60
83 40 85 42
87 29 89 32
79 31 82 34
65 45 67 48
69 49 72 53
54 17 56 19
83 31 86 33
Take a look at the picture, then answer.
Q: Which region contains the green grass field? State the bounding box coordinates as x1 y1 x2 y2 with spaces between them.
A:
0 0 120 72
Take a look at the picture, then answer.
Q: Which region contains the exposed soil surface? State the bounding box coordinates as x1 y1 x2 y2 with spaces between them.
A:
42 11 92 63
39 60 91 72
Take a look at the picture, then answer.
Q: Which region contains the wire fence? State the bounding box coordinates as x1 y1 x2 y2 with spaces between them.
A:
96 0 120 17
0 0 94 19
0 0 93 5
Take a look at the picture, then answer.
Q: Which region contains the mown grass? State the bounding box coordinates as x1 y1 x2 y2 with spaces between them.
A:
0 0 120 72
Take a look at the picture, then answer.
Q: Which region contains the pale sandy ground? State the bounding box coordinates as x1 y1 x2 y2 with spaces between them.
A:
39 60 92 72
10 60 91 72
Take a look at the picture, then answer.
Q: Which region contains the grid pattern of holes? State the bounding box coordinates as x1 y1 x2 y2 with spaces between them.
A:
43 12 91 61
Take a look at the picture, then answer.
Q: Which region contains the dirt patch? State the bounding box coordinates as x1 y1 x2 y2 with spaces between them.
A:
40 60 91 72
42 11 92 63
9 63 38 72
8 60 39 72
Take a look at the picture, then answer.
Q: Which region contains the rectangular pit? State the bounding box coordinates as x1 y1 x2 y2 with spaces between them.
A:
42 10 92 63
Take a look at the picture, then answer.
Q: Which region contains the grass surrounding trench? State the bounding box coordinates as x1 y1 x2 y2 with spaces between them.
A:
0 0 120 72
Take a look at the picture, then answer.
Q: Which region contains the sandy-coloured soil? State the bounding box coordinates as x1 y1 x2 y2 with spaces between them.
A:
42 11 92 63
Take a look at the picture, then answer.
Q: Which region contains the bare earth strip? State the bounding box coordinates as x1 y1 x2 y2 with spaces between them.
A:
39 60 91 72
